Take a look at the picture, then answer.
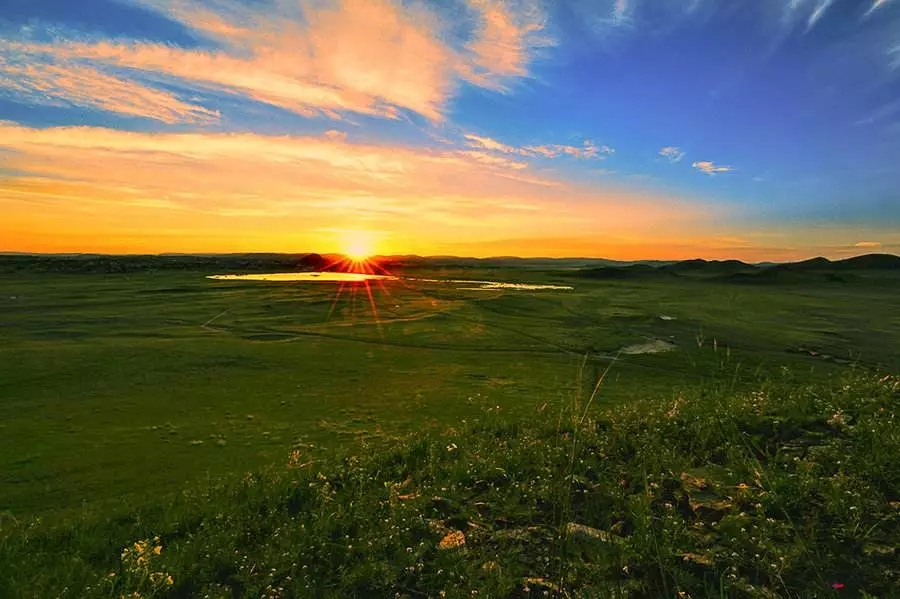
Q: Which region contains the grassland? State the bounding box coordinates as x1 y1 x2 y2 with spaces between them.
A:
1 256 899 597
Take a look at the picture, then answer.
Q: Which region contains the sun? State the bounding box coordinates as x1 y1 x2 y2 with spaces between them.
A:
340 231 376 262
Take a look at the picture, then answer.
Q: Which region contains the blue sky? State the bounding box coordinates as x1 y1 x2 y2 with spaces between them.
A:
1 0 898 259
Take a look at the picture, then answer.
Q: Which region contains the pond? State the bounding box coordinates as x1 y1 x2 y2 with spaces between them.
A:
207 273 573 291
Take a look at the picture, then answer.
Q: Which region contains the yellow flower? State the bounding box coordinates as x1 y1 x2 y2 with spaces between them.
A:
153 545 162 556
165 575 174 586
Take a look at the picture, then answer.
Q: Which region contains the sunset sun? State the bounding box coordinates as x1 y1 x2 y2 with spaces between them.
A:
340 231 376 262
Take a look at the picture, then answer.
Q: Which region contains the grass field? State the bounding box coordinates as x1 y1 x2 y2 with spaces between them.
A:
1 259 899 597
3 264 898 518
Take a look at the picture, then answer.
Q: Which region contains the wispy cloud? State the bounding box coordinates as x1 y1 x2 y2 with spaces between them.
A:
0 0 551 123
614 0 630 24
890 43 900 69
464 133 613 160
806 0 834 31
855 241 882 248
692 160 733 175
463 133 518 154
0 43 219 124
854 98 900 125
659 146 685 163
864 0 894 17
524 141 613 159
460 0 551 90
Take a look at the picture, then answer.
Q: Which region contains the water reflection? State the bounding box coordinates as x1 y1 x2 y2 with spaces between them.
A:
409 278 573 291
208 273 395 282
208 273 572 291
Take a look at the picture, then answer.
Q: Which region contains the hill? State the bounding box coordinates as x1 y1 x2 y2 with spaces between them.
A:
568 253 900 284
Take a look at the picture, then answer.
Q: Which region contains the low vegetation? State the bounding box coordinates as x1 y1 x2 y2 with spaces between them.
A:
2 369 898 598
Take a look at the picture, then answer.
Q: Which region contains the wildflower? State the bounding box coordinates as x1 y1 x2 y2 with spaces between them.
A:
828 412 847 427
438 530 466 550
832 582 845 590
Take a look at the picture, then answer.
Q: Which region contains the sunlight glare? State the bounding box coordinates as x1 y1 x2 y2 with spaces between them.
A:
341 230 376 262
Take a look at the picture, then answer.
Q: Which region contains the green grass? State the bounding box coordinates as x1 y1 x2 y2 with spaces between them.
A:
2 268 899 519
2 266 900 596
1 369 898 598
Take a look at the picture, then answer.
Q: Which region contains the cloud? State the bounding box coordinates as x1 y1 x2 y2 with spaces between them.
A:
692 160 733 175
464 133 613 160
890 44 900 69
458 150 529 170
0 0 551 123
614 0 631 24
854 241 882 248
0 123 718 253
0 43 219 124
659 146 685 163
525 141 614 159
463 133 518 154
460 0 552 90
806 0 835 31
324 130 348 142
865 0 894 17
854 98 900 125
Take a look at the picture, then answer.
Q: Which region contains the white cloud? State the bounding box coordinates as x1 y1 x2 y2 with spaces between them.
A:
854 98 900 125
614 0 630 23
463 133 613 160
865 0 894 17
0 44 219 124
659 146 685 163
692 160 733 175
854 241 882 248
806 0 834 30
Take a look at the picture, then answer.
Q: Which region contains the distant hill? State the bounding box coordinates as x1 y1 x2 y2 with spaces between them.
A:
2 252 897 277
0 252 331 274
833 253 900 270
575 264 668 280
567 253 900 284
660 259 754 276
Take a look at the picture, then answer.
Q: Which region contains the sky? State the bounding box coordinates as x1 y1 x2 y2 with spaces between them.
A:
1 0 899 260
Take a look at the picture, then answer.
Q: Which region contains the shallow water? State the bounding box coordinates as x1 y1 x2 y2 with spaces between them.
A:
208 273 573 291
409 277 573 291
455 282 573 291
207 272 395 282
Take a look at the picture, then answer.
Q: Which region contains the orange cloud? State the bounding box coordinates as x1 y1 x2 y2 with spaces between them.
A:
692 160 733 175
0 0 552 123
460 0 551 89
0 123 721 255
